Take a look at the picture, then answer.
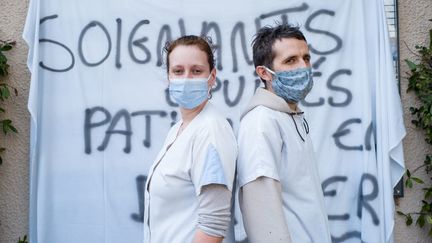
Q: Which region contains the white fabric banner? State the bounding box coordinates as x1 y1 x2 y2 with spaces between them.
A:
23 0 405 242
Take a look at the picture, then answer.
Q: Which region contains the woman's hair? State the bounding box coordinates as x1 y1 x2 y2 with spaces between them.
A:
164 35 215 72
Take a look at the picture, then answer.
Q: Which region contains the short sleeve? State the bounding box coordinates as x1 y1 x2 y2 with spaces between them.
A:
237 107 283 187
190 121 237 196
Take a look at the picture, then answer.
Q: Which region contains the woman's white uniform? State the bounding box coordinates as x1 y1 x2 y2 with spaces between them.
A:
237 88 331 243
144 102 237 243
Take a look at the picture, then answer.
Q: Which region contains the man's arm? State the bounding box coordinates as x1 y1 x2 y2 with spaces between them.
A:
240 176 292 243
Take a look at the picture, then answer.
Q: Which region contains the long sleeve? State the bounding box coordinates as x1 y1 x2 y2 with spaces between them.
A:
197 184 232 238
239 176 292 243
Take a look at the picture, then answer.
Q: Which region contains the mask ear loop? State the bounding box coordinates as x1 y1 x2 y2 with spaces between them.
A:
265 66 275 74
264 67 277 79
207 73 214 99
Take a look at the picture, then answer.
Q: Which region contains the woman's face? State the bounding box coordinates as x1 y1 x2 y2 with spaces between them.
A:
168 45 216 85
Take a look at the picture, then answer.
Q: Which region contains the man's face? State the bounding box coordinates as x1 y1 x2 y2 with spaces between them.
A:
271 38 311 73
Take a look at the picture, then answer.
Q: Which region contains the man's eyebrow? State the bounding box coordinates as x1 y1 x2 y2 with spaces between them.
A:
282 55 297 62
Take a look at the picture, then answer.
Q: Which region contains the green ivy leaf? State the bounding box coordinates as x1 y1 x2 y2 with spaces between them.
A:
0 44 12 51
421 201 431 212
0 40 15 51
412 177 425 184
3 86 10 98
0 54 7 77
1 119 18 134
417 214 426 227
0 51 6 62
10 125 17 133
407 214 413 225
17 235 28 243
406 178 413 188
425 188 432 199
0 147 4 165
0 39 17 167
426 215 432 224
406 59 418 71
0 85 11 100
426 155 432 164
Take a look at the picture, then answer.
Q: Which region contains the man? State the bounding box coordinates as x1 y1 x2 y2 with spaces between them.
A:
237 24 332 243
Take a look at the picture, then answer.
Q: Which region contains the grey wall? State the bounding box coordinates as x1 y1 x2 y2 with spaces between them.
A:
395 0 432 242
0 0 431 242
0 0 30 242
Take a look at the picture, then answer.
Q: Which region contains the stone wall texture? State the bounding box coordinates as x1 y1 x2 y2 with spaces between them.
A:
395 0 432 242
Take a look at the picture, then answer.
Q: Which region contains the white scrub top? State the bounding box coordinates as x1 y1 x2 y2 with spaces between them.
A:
237 105 331 243
144 102 237 243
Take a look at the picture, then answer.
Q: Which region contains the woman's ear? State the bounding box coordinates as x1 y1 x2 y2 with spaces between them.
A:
208 68 217 87
255 66 273 82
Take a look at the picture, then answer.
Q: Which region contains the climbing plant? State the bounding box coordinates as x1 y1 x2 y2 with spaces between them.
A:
397 20 432 237
0 39 18 165
17 235 28 243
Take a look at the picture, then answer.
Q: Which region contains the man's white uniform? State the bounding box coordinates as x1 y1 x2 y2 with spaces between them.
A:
237 88 331 243
144 102 237 243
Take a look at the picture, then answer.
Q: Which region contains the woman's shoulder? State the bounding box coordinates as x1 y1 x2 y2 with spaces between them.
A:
196 103 234 137
200 103 230 125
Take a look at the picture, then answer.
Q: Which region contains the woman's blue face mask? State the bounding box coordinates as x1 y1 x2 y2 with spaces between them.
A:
266 67 314 103
168 75 210 109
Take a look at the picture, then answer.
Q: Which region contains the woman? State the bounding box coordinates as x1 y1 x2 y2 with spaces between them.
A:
143 35 237 243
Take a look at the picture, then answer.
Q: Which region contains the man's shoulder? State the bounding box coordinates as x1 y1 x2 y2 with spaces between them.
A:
239 105 281 133
241 105 280 122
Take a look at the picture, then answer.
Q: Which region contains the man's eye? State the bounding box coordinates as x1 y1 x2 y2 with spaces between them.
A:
173 70 183 74
192 70 202 74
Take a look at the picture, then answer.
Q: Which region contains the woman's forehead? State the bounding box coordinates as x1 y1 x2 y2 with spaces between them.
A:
169 45 209 67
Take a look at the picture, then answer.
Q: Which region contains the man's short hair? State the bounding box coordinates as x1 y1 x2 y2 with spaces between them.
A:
252 24 307 69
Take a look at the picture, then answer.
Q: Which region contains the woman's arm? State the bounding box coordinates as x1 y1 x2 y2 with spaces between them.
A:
193 184 232 243
193 229 224 243
240 176 292 243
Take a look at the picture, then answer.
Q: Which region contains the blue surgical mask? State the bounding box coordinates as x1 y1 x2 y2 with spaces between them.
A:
168 76 210 109
266 67 313 103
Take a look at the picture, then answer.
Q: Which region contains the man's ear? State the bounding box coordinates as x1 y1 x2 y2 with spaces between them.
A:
255 66 273 82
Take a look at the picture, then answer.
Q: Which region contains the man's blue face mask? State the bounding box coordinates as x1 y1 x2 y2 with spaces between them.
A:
168 75 210 109
265 67 314 103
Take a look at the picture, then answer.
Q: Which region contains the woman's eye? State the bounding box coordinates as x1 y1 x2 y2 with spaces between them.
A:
173 70 183 74
192 70 202 74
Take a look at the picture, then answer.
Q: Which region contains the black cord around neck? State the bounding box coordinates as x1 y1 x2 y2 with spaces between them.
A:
289 114 310 142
